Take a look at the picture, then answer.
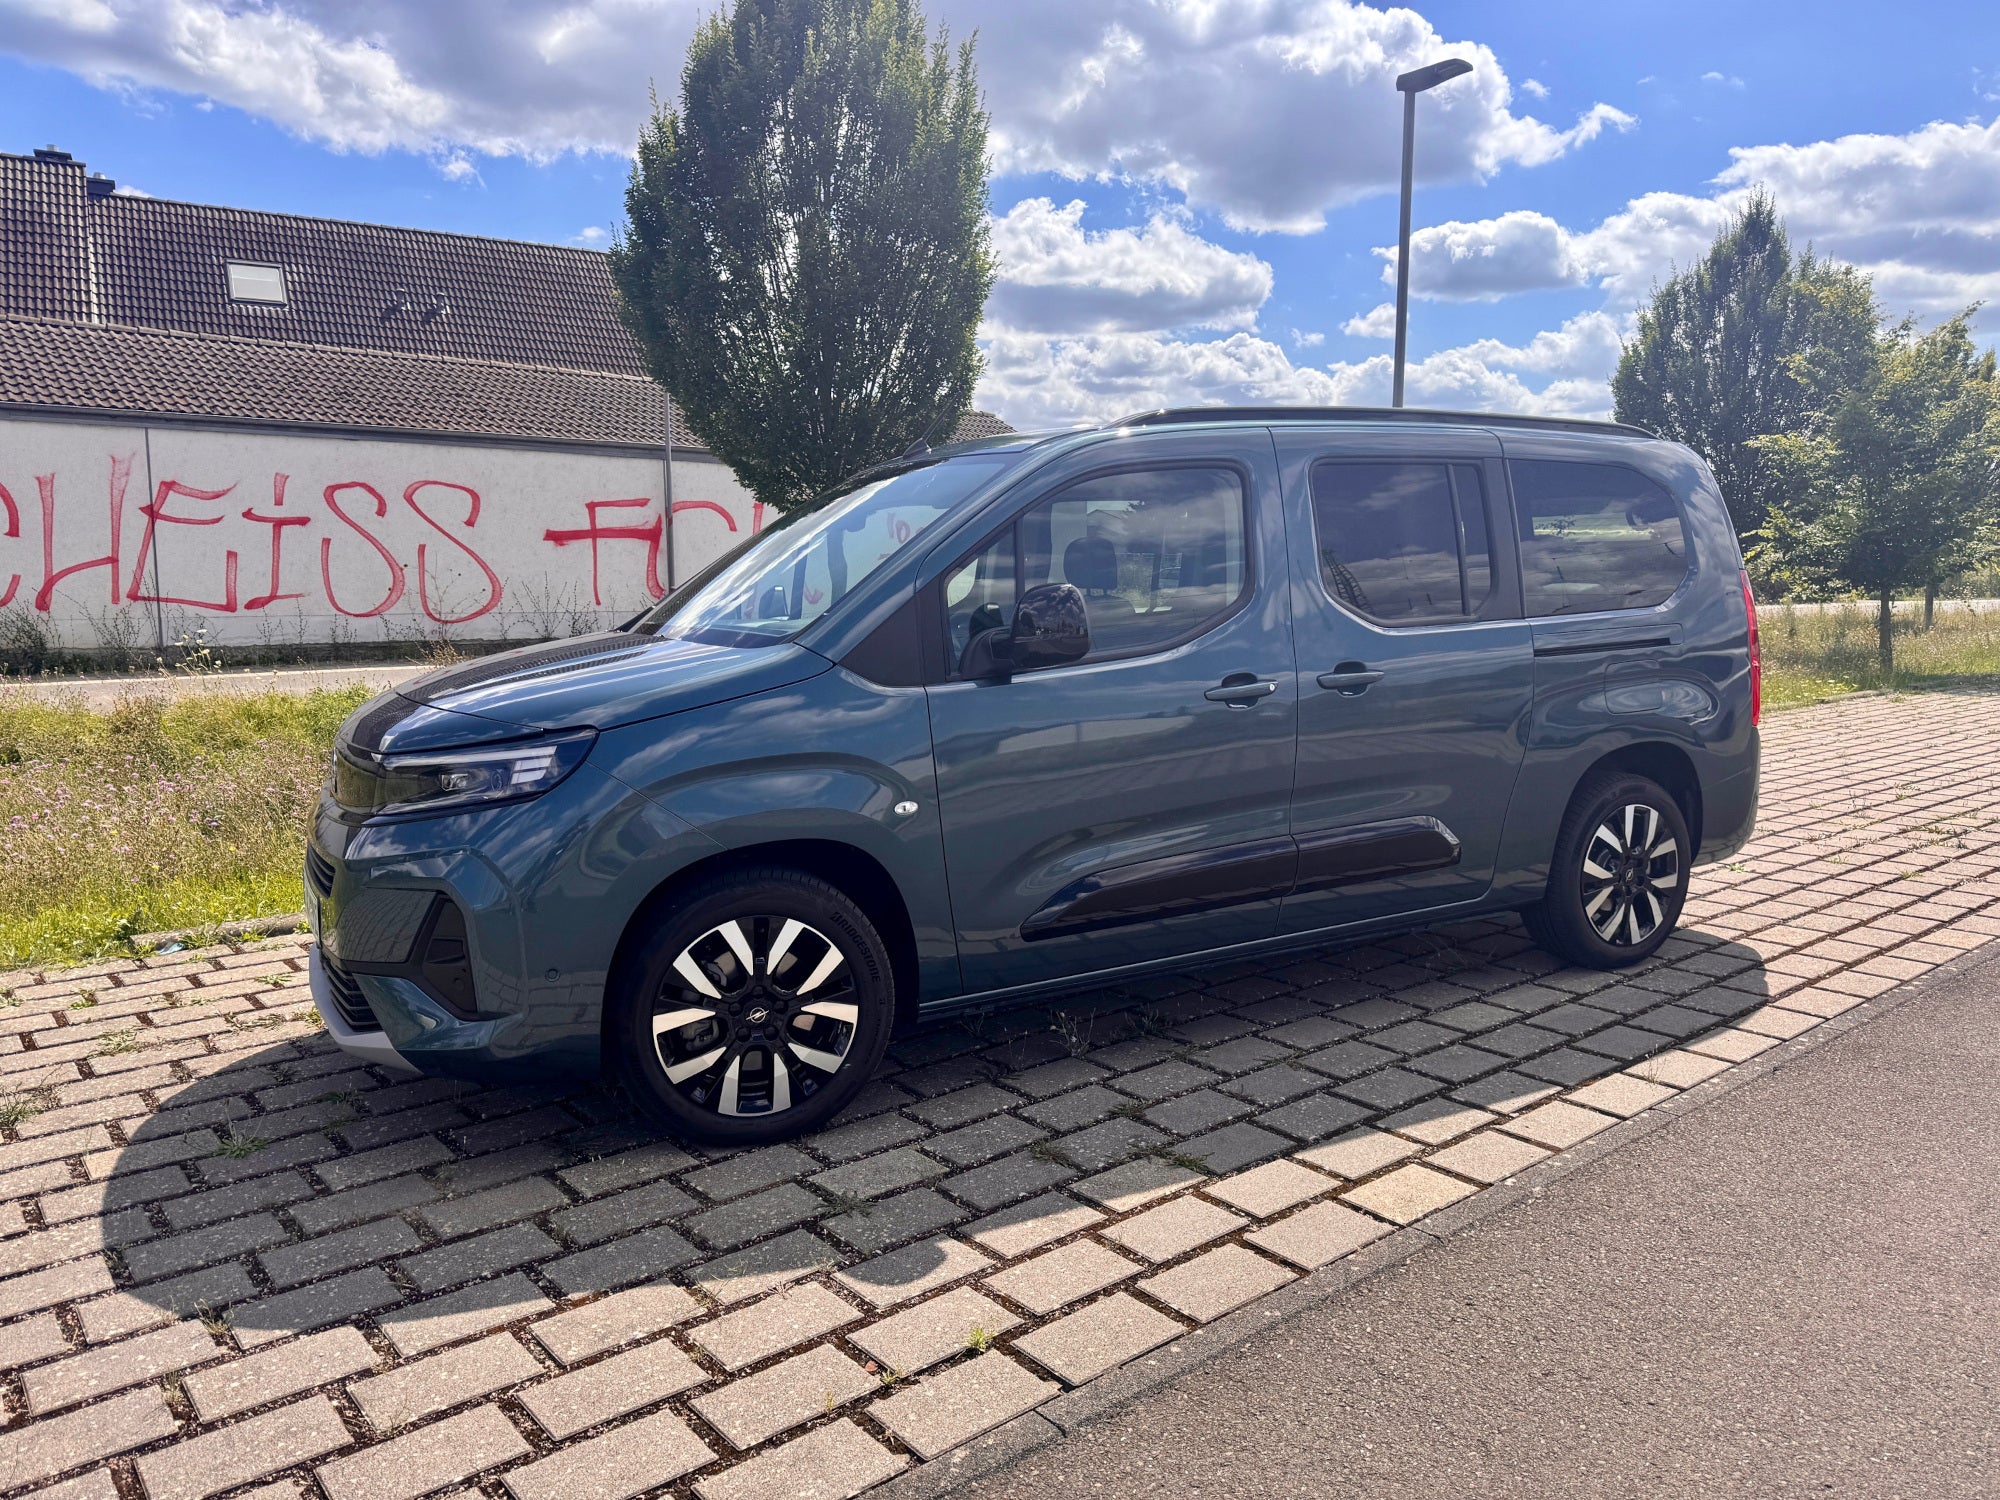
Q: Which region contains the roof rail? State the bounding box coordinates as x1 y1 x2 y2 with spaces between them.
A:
1109 406 1656 440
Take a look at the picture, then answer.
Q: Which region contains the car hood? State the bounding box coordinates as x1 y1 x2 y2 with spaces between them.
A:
340 633 834 753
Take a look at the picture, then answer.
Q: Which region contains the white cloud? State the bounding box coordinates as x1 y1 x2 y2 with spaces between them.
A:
986 198 1273 334
1521 77 1549 99
1291 328 1326 348
1341 301 1397 338
572 225 609 245
438 153 478 182
1700 70 1745 89
0 0 1630 231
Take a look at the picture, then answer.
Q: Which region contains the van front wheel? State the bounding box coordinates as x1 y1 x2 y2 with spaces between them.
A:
1522 772 1690 969
610 868 895 1144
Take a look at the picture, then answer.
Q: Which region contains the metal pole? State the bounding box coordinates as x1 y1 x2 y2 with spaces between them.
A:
1392 86 1416 409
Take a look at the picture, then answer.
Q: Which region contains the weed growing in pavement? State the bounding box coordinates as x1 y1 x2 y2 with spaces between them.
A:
1028 1140 1076 1168
291 1009 324 1030
213 1134 268 1160
68 990 96 1008
1049 1006 1098 1057
194 1301 233 1336
1153 1149 1210 1174
1129 1007 1171 1040
0 1086 52 1127
95 1028 138 1056
823 1191 871 1219
1111 1099 1149 1120
965 1327 991 1352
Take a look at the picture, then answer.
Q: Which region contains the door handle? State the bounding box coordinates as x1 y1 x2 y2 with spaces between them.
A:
1206 674 1278 706
1317 665 1385 695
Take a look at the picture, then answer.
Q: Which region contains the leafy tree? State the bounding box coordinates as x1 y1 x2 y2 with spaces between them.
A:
1612 195 1878 537
1750 314 2000 672
612 0 994 515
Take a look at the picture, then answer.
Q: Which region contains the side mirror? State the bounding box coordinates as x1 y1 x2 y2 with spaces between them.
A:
1010 582 1091 671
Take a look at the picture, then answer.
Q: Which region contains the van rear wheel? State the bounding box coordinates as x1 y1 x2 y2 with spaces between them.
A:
1522 772 1689 969
610 868 895 1144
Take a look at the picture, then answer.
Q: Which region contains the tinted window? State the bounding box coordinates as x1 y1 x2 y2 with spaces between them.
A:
945 466 1248 675
1310 461 1492 622
1511 460 1689 616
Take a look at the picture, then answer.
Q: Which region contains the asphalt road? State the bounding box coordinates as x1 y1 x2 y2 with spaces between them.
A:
961 949 2000 1500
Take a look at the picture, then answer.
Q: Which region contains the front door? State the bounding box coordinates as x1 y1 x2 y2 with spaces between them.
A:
924 430 1297 997
1273 428 1535 937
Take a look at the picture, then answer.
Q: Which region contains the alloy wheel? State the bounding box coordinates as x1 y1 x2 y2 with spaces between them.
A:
650 915 859 1117
1579 803 1682 947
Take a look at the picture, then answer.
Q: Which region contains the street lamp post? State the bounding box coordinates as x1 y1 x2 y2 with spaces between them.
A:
1391 57 1473 408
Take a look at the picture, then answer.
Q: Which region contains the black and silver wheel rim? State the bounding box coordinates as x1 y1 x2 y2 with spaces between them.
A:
650 916 859 1117
1580 803 1681 946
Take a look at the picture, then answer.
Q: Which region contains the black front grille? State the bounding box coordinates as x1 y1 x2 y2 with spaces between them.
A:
321 956 380 1032
306 844 336 899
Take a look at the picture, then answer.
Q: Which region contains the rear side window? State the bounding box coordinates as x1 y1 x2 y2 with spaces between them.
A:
1511 460 1689 616
1309 460 1492 623
942 465 1248 675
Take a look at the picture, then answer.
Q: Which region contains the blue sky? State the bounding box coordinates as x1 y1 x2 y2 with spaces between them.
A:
4 0 1995 427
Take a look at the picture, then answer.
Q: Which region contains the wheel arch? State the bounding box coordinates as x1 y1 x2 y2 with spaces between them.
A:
603 839 923 1055
1578 740 1704 856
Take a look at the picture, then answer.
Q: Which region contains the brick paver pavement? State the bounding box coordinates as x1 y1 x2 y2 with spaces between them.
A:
2 688 1998 1500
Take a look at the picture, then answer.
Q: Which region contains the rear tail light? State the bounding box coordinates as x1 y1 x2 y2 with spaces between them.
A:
1740 569 1761 727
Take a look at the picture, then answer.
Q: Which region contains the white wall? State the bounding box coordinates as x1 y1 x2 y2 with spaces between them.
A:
0 415 766 651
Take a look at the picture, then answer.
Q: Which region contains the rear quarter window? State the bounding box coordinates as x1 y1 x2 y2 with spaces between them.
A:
1510 459 1690 616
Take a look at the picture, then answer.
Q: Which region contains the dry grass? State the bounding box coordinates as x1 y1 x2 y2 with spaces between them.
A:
0 686 368 968
1761 602 2000 712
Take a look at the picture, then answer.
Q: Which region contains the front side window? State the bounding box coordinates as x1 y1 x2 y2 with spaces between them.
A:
944 466 1248 676
636 455 1011 647
1511 460 1689 616
1310 460 1492 623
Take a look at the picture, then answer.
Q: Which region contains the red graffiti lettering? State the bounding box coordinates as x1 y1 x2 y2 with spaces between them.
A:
404 480 503 624
0 480 19 608
669 499 738 531
544 497 664 605
127 480 240 612
319 482 406 618
35 455 129 612
241 473 311 611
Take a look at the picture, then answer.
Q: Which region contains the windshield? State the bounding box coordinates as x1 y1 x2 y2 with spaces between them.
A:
632 455 1013 647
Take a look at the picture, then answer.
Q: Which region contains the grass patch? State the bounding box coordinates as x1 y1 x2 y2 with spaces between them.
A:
1762 602 2000 712
0 685 369 968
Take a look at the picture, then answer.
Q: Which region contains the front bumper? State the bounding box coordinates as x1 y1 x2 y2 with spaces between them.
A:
309 949 418 1074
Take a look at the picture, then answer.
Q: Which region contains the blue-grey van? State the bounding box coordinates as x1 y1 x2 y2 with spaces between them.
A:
308 407 1761 1144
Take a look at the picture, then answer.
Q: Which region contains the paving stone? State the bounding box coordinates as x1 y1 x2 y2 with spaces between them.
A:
1380 1097 1499 1146
0 1386 175 1493
1569 1073 1680 1118
1002 1057 1110 1100
870 1351 1058 1460
1107 1059 1221 1104
1500 1099 1620 1151
1188 1037 1292 1075
1426 1129 1554 1185
439 1143 568 1197
1627 1050 1733 1088
1335 1066 1437 1111
905 1083 1018 1131
138 1395 353 1500
1297 1040 1401 1081
4 1469 116 1500
402 1222 562 1292
23 1319 218 1415
0 1256 116 1321
799 1111 927 1164
1573 1024 1677 1062
378 1272 554 1358
544 1224 699 1296
1085 1037 1181 1073
530 1280 703 1365
316 1136 455 1193
1140 1243 1295 1322
420 1176 570 1239
517 1337 707 1438
824 1186 966 1254
1103 1195 1248 1264
1260 1092 1373 1142
964 1191 1102 1258
263 1216 422 1290
164 1171 317 1232
925 1114 1046 1169
810 1147 947 1201
1343 1162 1478 1224
1515 1047 1619 1086
1475 1022 1571 1058
690 1182 824 1251
75 1262 253 1343
290 1175 440 1238
122 1212 290 1283
693 1282 860 1371
691 1344 877 1449
1071 1156 1205 1214
1262 1015 1358 1051
850 1285 1022 1375
187 1326 377 1422
1448 1070 1561 1115
0 1312 70 1371
1051 1117 1169 1171
1018 1085 1125 1133
1143 1088 1251 1136
350 1331 541 1432
1177 1121 1290 1174
940 1150 1077 1212
37 1167 186 1225
692 1418 907 1500
693 1229 843 1306
503 1407 714 1500
985 1238 1144 1316
1217 1064 1322 1107
1012 1291 1181 1385
1246 1200 1394 1271
318 1404 530 1500
836 1236 992 1310
233 1266 403 1348
685 1146 817 1204
1206 1158 1335 1219
1734 1004 1822 1040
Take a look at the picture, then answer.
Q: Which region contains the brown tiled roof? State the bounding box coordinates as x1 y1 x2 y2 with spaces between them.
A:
0 151 93 322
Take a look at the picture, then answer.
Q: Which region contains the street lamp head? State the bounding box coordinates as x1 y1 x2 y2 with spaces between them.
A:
1396 57 1473 94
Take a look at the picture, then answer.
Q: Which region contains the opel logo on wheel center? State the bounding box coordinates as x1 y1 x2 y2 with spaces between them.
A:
745 1007 770 1025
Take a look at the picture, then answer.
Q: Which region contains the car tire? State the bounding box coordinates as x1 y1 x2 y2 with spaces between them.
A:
1521 772 1690 969
609 867 896 1145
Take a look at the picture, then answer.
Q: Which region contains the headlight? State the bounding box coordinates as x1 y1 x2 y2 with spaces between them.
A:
334 729 596 821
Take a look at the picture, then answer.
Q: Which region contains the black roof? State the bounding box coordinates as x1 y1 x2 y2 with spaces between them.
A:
1112 406 1655 439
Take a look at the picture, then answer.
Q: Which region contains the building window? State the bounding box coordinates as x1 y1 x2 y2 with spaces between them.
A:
226 262 287 303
